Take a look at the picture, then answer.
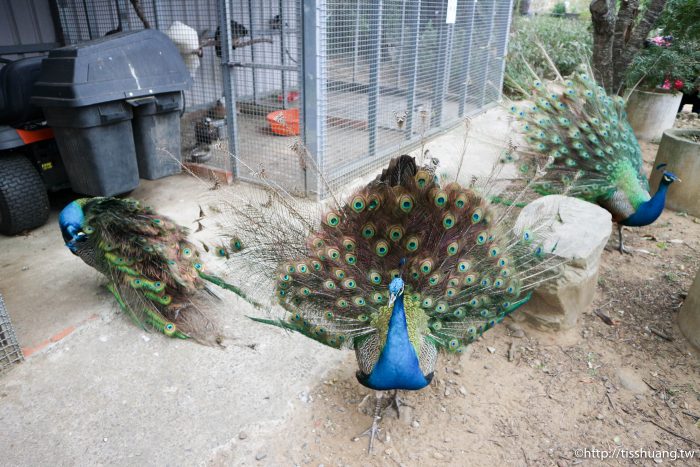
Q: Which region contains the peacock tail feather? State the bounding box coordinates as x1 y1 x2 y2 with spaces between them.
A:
66 197 229 344
502 64 651 222
210 155 562 376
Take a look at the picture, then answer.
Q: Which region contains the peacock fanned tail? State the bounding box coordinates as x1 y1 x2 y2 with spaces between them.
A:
79 197 231 344
211 155 561 361
502 65 651 222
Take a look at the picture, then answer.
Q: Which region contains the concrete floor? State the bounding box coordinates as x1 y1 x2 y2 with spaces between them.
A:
0 107 511 465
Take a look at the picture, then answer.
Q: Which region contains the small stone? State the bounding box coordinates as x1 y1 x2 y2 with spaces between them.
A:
238 432 248 440
613 436 621 445
452 369 461 375
459 386 467 396
483 364 491 370
412 420 420 428
103 438 108 442
433 452 445 460
487 346 496 354
616 367 648 394
596 413 604 420
444 387 452 397
255 452 267 461
616 417 624 426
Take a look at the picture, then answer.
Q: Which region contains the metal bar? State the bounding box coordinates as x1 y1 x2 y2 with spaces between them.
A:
116 0 130 32
495 0 516 101
219 0 240 177
403 0 421 139
81 0 97 39
278 0 287 109
479 0 498 107
301 0 324 197
0 43 61 55
247 0 256 104
458 0 477 116
151 0 161 30
431 6 450 128
352 0 361 83
396 0 407 84
366 0 383 159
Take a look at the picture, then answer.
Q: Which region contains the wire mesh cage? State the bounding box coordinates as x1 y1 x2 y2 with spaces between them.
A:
317 0 513 195
48 0 512 198
0 294 24 375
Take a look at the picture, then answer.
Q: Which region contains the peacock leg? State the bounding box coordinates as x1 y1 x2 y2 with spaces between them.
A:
617 225 631 254
388 389 412 418
356 391 384 454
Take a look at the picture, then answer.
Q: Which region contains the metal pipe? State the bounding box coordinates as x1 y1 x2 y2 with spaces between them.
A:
458 0 477 116
367 0 383 159
352 0 361 83
403 0 421 139
479 0 498 107
219 0 240 177
279 0 287 109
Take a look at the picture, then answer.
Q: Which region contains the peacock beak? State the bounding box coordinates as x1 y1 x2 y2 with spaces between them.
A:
388 293 397 307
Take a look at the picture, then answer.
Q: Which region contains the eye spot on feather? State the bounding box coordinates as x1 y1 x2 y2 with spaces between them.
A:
337 298 349 308
489 247 500 257
448 278 459 287
399 194 414 213
415 171 429 188
343 278 357 289
428 273 441 285
371 292 385 303
342 238 356 251
476 233 487 245
324 280 336 290
446 287 457 297
453 307 465 318
325 212 340 227
311 260 322 271
435 302 447 313
368 194 381 211
448 339 460 350
458 260 471 272
362 223 376 239
163 322 176 336
345 254 357 265
297 263 308 273
442 213 455 229
353 296 366 306
194 263 203 271
480 277 491 287
434 191 448 207
312 237 324 249
300 287 311 296
351 196 366 213
494 278 505 288
375 240 389 257
469 297 480 307
446 242 459 256
405 236 419 252
334 268 345 279
389 269 400 279
421 297 433 308
389 226 404 241
369 271 382 284
327 248 340 261
471 208 483 224
419 259 433 274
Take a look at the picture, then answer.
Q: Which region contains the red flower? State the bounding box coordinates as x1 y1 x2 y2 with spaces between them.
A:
674 79 684 90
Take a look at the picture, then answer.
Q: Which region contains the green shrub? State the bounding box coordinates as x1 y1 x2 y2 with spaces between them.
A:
504 16 592 97
625 39 700 93
551 2 567 16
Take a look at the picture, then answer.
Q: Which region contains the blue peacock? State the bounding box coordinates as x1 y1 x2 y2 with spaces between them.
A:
210 155 561 450
503 66 680 253
58 197 240 344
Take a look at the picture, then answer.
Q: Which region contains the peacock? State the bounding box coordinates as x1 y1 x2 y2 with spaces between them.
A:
58 197 239 344
502 65 680 253
208 155 562 451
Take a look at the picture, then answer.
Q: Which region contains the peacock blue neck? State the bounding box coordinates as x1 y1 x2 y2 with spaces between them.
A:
365 294 430 391
621 179 670 227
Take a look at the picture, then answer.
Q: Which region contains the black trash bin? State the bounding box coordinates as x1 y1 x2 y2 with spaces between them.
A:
32 29 192 195
129 91 184 180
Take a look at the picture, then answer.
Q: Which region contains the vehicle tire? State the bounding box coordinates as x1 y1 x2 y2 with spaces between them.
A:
0 154 50 235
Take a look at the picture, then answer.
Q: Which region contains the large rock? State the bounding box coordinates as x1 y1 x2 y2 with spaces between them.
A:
650 129 700 217
679 270 700 350
514 195 612 330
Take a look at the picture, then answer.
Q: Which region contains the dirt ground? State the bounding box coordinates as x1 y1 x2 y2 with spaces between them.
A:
208 141 700 466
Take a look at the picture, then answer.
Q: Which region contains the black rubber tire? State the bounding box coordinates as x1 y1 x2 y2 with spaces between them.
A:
0 154 50 235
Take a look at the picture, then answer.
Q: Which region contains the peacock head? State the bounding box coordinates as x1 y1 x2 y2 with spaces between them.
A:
58 199 89 254
388 277 405 307
656 164 681 186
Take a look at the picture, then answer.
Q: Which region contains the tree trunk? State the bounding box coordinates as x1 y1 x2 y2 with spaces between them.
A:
590 0 668 94
590 0 616 92
613 0 668 92
519 0 532 16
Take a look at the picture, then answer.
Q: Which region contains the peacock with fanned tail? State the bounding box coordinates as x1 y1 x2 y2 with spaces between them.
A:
58 197 240 344
209 155 562 451
502 65 680 253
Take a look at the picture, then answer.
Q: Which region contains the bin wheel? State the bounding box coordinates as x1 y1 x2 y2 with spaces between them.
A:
0 154 50 235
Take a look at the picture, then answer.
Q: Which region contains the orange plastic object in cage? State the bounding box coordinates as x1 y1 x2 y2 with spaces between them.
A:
267 108 300 136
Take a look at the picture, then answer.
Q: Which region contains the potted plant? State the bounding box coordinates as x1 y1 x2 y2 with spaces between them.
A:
624 35 700 141
624 0 700 141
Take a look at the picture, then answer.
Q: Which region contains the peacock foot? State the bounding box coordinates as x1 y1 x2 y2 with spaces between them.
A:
354 391 384 454
388 389 412 418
